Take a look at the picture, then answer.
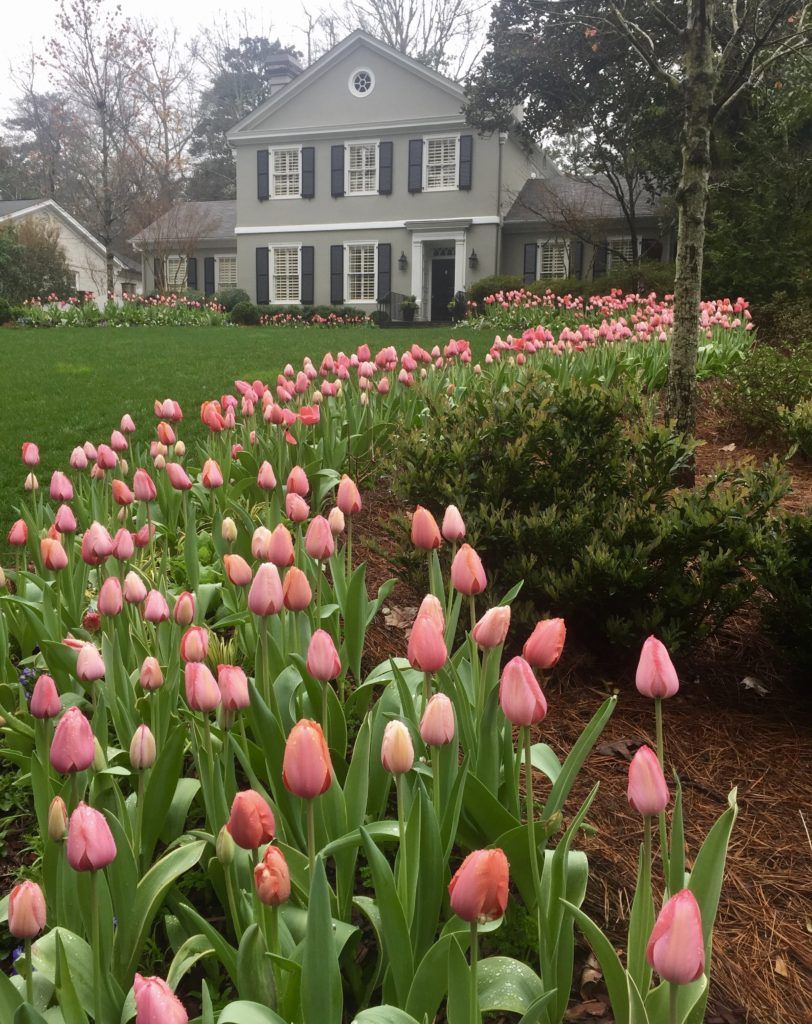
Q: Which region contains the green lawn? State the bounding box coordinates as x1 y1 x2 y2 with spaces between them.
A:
0 324 482 556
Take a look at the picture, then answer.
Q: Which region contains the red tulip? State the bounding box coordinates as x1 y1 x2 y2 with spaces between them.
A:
411 505 441 550
627 745 670 816
248 563 284 615
7 519 28 546
472 606 511 649
143 589 170 623
227 790 276 849
407 611 447 673
8 881 46 938
267 524 295 566
450 543 487 595
283 566 312 611
30 674 61 719
336 475 362 515
305 515 335 560
224 553 252 586
381 720 414 774
419 693 455 747
133 468 157 502
523 618 566 670
180 625 209 663
646 889 705 984
636 636 679 699
76 643 105 682
441 504 466 542
41 536 68 571
499 656 547 727
50 707 94 773
282 719 332 798
254 845 291 906
218 665 250 711
133 973 188 1024
306 629 341 680
184 662 221 712
98 576 123 616
448 848 509 923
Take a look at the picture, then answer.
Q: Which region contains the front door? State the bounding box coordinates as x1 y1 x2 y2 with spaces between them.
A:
430 258 455 321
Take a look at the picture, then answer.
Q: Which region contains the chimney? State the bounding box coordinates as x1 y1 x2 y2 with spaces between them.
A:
266 53 303 94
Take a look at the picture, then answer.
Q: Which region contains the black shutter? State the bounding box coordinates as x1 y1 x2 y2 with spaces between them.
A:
459 135 473 190
256 247 269 305
377 243 391 301
330 245 344 304
331 145 344 197
204 256 215 296
408 139 423 193
300 246 314 304
378 141 393 195
257 150 269 201
186 257 197 290
153 257 164 291
523 242 537 284
641 237 662 261
573 240 584 279
593 241 608 278
302 147 315 199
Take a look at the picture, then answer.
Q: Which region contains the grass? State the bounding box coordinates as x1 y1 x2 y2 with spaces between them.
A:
0 324 478 558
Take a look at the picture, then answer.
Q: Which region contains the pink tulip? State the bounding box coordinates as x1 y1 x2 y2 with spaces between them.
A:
224 553 253 586
50 470 74 502
381 720 414 774
306 629 342 681
180 625 209 663
627 745 670 816
120 413 136 433
133 523 154 548
218 665 250 711
173 591 196 626
336 475 362 515
133 974 188 1024
112 528 135 561
96 443 117 470
50 707 95 773
21 442 40 466
140 656 164 691
472 606 511 648
112 478 134 506
29 674 61 719
81 522 114 565
254 845 291 906
123 572 147 604
110 429 128 452
156 422 176 446
523 618 566 670
450 543 487 595
252 526 272 560
130 725 156 770
305 515 335 560
267 524 295 566
166 462 192 491
227 790 276 849
283 566 312 610
499 656 547 726
286 465 309 496
441 504 466 542
54 504 77 533
7 519 27 546
8 881 46 938
636 636 679 699
448 848 509 923
201 459 223 489
98 576 123 616
407 612 447 673
411 506 441 550
184 662 221 712
248 563 284 615
646 890 705 984
257 461 277 490
133 468 157 502
76 643 105 682
420 692 455 747
282 719 332 798
143 589 170 623
41 537 68 571
328 507 345 535
285 492 310 523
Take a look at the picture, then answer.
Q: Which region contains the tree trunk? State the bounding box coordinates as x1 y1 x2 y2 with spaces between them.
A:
667 0 716 483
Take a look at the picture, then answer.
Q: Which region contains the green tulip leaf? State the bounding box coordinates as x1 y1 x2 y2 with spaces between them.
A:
216 1002 287 1023
301 857 342 1024
477 956 546 1014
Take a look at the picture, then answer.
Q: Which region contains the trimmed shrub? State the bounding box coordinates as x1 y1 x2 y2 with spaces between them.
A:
527 262 675 300
230 301 261 325
215 287 250 311
466 274 524 306
391 370 788 652
716 341 812 440
757 512 812 672
369 309 390 325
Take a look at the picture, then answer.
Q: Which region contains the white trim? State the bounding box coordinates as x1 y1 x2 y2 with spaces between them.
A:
344 240 378 304
536 237 570 279
422 134 460 192
0 199 129 269
345 139 380 196
270 145 302 199
410 228 468 320
349 67 375 97
236 216 501 235
230 116 467 145
214 253 238 290
269 244 302 304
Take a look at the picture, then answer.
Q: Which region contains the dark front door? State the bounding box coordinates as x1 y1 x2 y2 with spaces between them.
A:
430 258 455 321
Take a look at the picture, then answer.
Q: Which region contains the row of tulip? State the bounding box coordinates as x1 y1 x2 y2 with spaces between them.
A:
1 340 738 1023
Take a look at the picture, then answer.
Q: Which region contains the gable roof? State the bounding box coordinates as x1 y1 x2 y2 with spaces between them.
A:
129 201 237 247
0 198 134 271
228 30 465 140
505 176 665 227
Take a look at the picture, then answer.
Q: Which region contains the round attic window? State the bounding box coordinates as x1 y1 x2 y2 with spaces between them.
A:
349 68 375 97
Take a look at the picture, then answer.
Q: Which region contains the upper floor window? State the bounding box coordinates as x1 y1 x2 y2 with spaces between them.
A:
166 255 187 289
346 142 378 195
216 255 238 289
424 136 459 191
346 243 376 302
607 236 636 268
349 68 375 97
271 147 301 198
272 246 300 303
538 240 569 279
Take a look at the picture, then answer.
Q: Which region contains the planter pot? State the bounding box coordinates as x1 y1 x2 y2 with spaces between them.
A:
401 307 416 323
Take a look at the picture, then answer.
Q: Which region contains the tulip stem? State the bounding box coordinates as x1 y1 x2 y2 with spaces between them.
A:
306 799 316 878
322 682 330 746
469 921 479 1024
24 938 33 1005
524 726 544 983
422 671 431 719
669 982 679 1024
90 869 103 1023
346 517 353 576
396 772 409 913
134 770 145 872
654 698 671 892
431 745 442 821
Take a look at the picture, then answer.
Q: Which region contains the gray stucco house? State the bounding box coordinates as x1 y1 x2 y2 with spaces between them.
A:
132 31 671 319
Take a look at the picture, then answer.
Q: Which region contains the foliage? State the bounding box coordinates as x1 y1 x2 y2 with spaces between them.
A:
216 287 251 311
756 512 812 672
0 221 74 304
716 341 812 441
466 274 523 306
0 299 12 325
526 262 676 301
752 292 812 349
11 295 229 328
231 300 262 325
391 371 788 650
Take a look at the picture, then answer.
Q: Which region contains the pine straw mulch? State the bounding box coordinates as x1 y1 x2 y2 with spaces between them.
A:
352 482 812 1024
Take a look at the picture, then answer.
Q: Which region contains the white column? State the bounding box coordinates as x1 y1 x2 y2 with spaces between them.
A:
411 238 425 319
454 236 467 294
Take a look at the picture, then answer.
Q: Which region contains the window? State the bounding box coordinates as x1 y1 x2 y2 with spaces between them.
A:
346 142 378 195
608 236 636 268
271 246 300 302
349 69 375 97
424 136 458 191
166 256 187 289
538 240 569 279
346 243 376 302
271 147 301 198
216 255 237 288
122 281 135 295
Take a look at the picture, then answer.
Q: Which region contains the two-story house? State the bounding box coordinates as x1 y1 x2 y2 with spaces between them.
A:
131 31 671 318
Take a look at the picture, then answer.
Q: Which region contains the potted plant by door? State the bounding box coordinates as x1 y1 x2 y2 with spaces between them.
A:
400 295 418 323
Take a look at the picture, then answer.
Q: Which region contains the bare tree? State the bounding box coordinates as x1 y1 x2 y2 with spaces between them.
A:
131 202 218 290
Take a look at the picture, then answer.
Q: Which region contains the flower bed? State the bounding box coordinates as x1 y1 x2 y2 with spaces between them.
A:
0 336 740 1023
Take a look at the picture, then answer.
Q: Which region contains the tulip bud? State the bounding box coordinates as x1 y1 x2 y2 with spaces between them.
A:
133 974 188 1024
184 662 221 712
139 656 164 691
627 745 670 816
411 506 441 550
646 889 705 984
24 472 39 492
472 606 511 649
48 796 69 842
50 707 95 773
254 844 291 906
267 524 295 566
448 848 509 923
8 881 46 938
441 504 466 542
336 475 362 515
70 446 89 469
282 719 332 798
92 736 107 772
285 492 310 523
523 618 566 670
636 636 679 699
41 536 68 571
166 462 192 490
201 459 223 489
381 720 414 774
218 665 250 711
257 460 277 491
174 440 186 458
306 629 342 681
499 656 547 727
286 465 309 496
224 553 253 587
81 522 114 566
133 468 157 502
50 470 74 502
98 576 123 616
419 693 455 747
226 790 276 849
112 478 134 506
216 824 236 866
143 589 170 624
248 563 283 616
76 643 105 682
8 519 28 546
407 611 447 673
328 506 345 535
21 441 40 466
450 543 487 596
283 566 312 611
173 591 196 626
54 503 77 534
221 516 238 543
252 526 272 561
305 515 335 560
129 724 156 770
180 625 209 663
30 674 61 719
